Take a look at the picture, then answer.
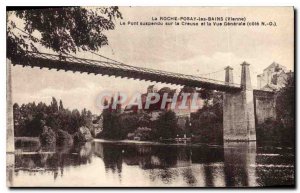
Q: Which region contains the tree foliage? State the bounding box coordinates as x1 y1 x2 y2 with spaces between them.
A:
155 111 178 139
7 7 122 60
190 91 223 144
276 75 294 128
100 97 147 140
13 97 94 137
257 75 295 146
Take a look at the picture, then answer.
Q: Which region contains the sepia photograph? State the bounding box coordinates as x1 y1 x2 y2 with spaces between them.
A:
6 6 295 187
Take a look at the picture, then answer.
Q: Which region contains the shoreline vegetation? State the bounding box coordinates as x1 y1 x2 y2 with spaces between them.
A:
13 97 95 148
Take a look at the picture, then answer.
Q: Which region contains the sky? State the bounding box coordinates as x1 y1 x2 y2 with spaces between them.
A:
10 7 294 114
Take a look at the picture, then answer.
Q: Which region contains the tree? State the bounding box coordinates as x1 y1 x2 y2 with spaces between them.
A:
155 111 178 139
7 7 122 60
100 98 123 139
50 97 59 113
69 109 81 134
100 99 113 139
13 98 99 141
80 108 93 129
271 75 294 145
211 91 223 121
13 103 21 136
59 100 64 111
257 75 295 146
190 91 223 144
276 75 294 129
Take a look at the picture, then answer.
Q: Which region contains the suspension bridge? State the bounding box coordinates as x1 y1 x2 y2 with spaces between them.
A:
9 51 242 92
8 50 276 142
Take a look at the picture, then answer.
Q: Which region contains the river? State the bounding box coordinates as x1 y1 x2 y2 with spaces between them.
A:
8 139 294 187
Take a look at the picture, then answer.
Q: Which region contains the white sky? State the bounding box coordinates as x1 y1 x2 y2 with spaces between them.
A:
10 7 294 114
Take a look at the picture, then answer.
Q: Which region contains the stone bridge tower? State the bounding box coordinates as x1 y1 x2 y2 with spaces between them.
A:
223 62 256 141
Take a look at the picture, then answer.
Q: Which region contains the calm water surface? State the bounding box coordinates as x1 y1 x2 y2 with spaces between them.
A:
9 140 294 187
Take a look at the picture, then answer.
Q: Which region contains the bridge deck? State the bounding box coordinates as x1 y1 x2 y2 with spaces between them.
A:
10 52 242 92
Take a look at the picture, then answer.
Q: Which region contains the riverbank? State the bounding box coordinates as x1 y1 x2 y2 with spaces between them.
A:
15 137 40 143
93 138 223 148
14 137 294 150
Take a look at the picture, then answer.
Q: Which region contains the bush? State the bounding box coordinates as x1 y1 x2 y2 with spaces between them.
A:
39 126 56 146
56 129 73 146
73 126 93 144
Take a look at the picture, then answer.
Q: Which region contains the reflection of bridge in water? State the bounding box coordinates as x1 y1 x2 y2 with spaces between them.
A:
9 51 276 141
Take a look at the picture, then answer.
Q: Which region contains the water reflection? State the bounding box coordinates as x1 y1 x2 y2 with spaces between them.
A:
223 142 257 187
15 143 92 180
7 153 14 186
11 141 294 187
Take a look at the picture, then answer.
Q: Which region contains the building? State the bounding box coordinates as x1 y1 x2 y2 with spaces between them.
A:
257 62 292 91
255 62 293 124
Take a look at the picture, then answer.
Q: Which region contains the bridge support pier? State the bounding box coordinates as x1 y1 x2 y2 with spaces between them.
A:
223 62 256 141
